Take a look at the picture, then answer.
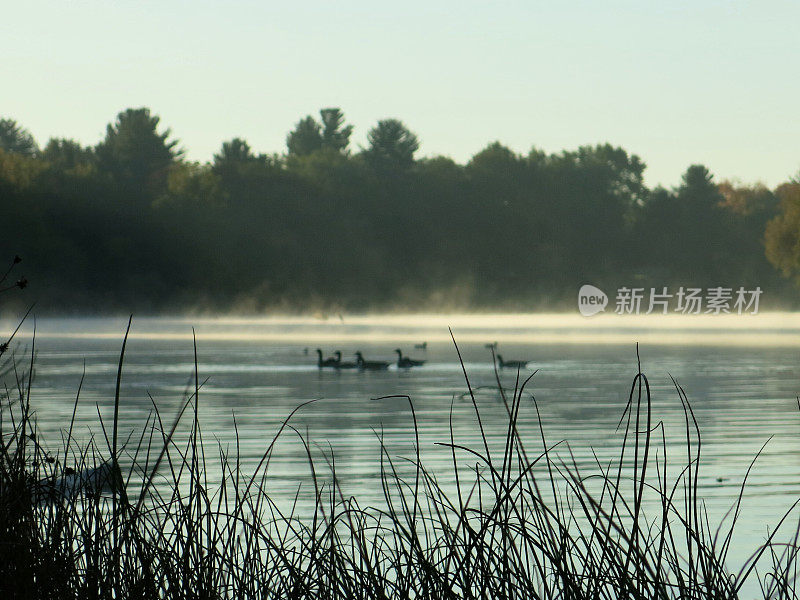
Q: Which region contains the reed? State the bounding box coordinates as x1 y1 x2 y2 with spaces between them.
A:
1 327 798 599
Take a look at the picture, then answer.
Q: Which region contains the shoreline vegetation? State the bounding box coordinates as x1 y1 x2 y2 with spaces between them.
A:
3 110 800 312
2 321 800 598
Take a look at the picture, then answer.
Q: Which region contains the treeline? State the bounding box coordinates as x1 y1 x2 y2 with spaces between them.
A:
1 108 799 312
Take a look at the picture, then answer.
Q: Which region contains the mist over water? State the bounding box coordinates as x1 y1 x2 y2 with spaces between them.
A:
7 313 800 576
18 311 800 345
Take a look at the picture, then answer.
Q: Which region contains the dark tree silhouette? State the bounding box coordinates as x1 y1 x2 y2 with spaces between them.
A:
679 164 718 206
286 116 322 156
0 119 38 156
363 119 419 170
41 138 94 170
214 138 258 166
320 108 353 153
575 143 647 210
287 108 353 156
95 108 181 197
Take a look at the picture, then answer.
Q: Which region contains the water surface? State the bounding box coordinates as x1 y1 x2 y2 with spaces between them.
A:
5 313 800 575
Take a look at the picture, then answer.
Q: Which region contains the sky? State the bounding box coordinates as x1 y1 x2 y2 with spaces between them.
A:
3 0 798 188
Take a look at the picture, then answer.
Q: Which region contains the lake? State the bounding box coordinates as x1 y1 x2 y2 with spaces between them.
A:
4 313 800 577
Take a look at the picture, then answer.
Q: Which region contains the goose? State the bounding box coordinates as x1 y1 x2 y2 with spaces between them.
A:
414 342 428 350
316 349 338 368
395 349 426 368
334 351 357 369
497 354 528 369
355 351 389 370
34 460 126 505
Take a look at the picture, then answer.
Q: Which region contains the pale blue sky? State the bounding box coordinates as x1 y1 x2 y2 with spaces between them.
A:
3 0 798 187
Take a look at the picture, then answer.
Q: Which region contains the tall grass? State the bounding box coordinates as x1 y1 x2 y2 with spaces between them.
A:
1 326 799 598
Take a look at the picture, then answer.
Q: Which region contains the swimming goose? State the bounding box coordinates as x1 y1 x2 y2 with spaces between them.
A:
316 349 338 368
34 460 126 505
414 342 428 350
334 351 357 369
355 351 389 370
395 349 426 368
497 354 528 369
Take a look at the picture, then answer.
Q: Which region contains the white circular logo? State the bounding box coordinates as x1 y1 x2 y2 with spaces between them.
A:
578 284 608 316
